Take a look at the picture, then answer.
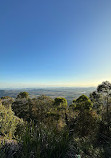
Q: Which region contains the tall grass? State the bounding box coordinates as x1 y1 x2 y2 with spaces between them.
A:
17 122 70 158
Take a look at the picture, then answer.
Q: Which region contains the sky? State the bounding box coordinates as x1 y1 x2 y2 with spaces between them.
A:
0 0 111 88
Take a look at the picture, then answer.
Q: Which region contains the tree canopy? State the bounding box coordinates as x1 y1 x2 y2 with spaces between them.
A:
73 95 93 111
17 92 29 99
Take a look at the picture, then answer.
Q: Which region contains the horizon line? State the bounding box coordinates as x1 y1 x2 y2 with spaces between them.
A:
0 86 96 89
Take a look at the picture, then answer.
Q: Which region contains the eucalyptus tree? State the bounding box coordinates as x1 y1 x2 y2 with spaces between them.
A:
68 95 98 137
16 91 29 99
90 81 111 133
97 81 111 133
54 97 67 109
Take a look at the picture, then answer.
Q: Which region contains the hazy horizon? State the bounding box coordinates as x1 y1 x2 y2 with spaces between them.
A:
0 80 107 89
0 79 111 89
0 86 96 90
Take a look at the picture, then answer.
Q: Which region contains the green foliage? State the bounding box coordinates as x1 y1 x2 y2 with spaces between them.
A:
91 81 111 135
0 103 23 138
12 98 30 121
97 81 111 93
1 96 14 109
12 95 54 123
0 81 111 157
74 110 98 137
54 97 67 109
72 95 93 111
17 92 29 99
90 91 103 110
30 95 54 123
17 122 70 158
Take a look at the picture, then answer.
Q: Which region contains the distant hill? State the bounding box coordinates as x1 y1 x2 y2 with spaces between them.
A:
0 87 96 105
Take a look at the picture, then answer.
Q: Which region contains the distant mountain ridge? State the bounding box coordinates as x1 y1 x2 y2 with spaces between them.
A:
0 87 95 105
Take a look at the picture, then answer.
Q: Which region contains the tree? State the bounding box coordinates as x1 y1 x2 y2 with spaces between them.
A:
17 92 29 99
97 81 111 93
69 95 97 137
12 94 54 123
0 102 23 138
31 95 54 123
73 95 93 111
1 96 14 108
75 110 98 137
53 97 68 129
97 81 111 133
90 91 104 115
54 97 67 109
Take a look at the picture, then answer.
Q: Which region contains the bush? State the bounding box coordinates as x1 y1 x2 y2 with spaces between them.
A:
0 103 23 138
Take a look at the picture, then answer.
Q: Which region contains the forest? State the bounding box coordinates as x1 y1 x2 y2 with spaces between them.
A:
0 81 111 158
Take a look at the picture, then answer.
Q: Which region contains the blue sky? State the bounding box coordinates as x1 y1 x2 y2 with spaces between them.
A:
0 0 111 88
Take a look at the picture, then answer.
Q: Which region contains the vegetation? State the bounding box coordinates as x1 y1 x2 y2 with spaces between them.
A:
0 81 111 157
